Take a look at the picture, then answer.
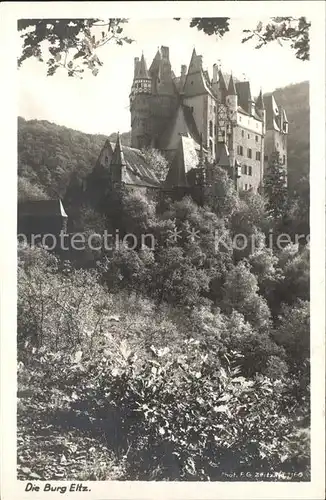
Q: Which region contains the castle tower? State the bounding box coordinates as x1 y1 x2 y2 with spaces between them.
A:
255 89 266 134
182 49 218 159
149 46 178 149
226 74 238 122
130 53 152 149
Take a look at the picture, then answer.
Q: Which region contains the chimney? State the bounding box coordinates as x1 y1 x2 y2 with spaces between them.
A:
161 46 169 61
134 57 139 77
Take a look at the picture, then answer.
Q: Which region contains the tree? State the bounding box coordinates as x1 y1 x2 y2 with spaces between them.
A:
18 176 48 201
264 151 288 220
180 17 310 61
272 300 310 377
141 148 169 183
18 19 133 77
205 166 240 219
222 261 271 329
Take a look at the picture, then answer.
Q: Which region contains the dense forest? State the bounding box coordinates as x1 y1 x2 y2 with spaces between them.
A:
18 81 309 201
17 80 310 482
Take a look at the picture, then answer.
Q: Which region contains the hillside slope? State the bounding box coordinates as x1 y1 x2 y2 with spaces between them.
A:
18 81 309 200
18 117 130 200
269 81 309 193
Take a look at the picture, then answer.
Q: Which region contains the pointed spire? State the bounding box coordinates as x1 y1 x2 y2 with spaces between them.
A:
218 69 227 90
138 53 149 79
188 48 198 73
149 48 161 74
111 132 126 166
95 139 114 170
256 88 265 110
227 73 236 95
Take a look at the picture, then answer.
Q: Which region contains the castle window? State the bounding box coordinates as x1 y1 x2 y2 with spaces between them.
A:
209 120 213 137
255 135 258 142
249 184 252 190
214 124 217 135
209 139 213 154
264 155 268 162
248 133 250 139
245 184 248 190
248 166 252 176
247 148 252 159
237 145 243 156
241 130 244 138
243 165 248 175
256 151 261 161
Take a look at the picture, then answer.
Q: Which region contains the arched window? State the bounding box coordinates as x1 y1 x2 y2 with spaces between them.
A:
209 120 213 137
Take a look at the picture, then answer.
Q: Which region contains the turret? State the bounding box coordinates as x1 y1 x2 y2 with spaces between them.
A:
130 52 152 149
256 89 266 134
110 133 126 185
130 52 151 104
226 74 238 122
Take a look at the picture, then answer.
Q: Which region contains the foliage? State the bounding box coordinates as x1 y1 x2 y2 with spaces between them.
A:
222 261 271 330
182 17 310 61
17 245 310 480
141 148 169 183
18 19 133 77
18 176 49 202
264 151 288 220
242 17 310 62
17 117 130 200
271 81 309 196
272 300 310 376
205 166 240 219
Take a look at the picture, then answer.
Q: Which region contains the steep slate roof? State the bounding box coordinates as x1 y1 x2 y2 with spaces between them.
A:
227 74 237 95
160 104 202 151
136 53 150 79
107 135 160 188
183 49 215 98
235 81 253 112
165 136 199 188
263 93 281 130
111 133 126 167
95 139 114 169
218 70 227 91
149 49 161 75
121 147 161 188
256 89 265 110
18 200 68 217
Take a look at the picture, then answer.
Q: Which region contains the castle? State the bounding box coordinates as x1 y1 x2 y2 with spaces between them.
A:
129 45 288 193
83 45 288 207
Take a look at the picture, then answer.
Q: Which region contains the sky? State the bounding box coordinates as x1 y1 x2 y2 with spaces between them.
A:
18 17 309 136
